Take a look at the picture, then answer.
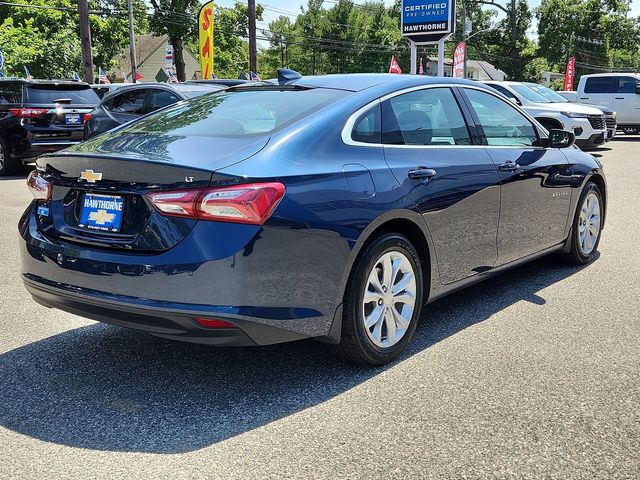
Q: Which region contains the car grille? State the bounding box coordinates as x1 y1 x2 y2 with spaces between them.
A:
588 115 606 130
605 114 616 129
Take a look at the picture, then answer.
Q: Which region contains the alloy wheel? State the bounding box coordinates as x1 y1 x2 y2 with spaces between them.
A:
361 250 417 348
578 192 601 255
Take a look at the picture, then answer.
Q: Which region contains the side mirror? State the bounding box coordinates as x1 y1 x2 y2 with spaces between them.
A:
508 96 521 106
548 129 575 148
635 84 640 95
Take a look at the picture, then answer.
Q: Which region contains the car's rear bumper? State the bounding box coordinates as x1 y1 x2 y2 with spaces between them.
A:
19 202 348 345
13 140 82 161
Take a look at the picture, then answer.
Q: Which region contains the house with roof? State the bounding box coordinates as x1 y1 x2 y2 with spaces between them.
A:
424 56 507 81
108 34 201 82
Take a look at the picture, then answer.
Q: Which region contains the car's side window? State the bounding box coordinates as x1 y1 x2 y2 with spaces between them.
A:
351 104 381 144
464 88 538 147
617 76 639 94
584 77 616 94
381 87 471 146
149 89 181 111
486 84 519 104
0 83 22 104
110 90 146 114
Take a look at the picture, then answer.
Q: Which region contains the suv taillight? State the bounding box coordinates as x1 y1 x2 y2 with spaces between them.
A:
147 183 285 225
27 170 52 201
9 108 48 119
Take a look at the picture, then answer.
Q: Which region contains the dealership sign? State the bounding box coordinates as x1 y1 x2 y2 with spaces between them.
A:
401 0 455 43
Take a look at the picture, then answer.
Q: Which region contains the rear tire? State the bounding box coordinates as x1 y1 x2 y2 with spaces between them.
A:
330 233 424 366
0 138 19 176
563 181 603 265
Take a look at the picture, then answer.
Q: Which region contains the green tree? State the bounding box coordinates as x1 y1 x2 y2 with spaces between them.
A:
150 0 201 81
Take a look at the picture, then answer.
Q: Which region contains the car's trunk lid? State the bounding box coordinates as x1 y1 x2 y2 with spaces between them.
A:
36 132 270 251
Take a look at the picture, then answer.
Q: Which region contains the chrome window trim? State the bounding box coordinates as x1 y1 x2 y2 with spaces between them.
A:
341 83 548 150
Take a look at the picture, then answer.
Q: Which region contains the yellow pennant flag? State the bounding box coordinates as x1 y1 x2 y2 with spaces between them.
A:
198 1 215 79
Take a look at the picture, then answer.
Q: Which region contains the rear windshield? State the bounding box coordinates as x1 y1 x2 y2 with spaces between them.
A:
123 87 349 136
25 84 100 104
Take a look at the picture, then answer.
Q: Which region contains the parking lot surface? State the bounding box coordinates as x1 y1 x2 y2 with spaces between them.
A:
1 138 638 479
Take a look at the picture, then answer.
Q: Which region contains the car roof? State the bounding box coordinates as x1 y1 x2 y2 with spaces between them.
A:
186 79 248 86
273 73 482 92
99 82 223 103
581 73 640 78
0 78 92 87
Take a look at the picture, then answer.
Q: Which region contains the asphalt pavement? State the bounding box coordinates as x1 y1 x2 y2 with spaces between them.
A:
0 138 638 479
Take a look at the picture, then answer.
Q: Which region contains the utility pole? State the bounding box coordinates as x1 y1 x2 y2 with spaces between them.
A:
248 0 257 75
77 0 93 83
127 0 137 83
511 0 517 76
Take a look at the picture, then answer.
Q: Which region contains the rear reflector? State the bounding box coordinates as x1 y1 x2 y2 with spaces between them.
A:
147 182 285 225
83 113 92 123
27 170 52 201
193 317 237 329
9 108 48 119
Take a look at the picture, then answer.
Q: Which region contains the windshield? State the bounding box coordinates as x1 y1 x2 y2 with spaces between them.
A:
123 87 349 137
26 84 100 104
510 84 553 103
525 83 569 103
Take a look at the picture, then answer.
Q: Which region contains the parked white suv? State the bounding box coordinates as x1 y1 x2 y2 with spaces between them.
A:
576 73 640 134
483 81 608 149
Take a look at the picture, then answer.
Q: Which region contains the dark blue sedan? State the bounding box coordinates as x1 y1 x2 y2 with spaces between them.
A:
19 72 606 365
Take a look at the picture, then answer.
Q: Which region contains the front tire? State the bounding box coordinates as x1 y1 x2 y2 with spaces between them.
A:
331 233 424 365
564 181 603 265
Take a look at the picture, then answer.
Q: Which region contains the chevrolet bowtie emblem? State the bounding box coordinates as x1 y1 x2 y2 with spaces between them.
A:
88 209 115 225
79 169 102 183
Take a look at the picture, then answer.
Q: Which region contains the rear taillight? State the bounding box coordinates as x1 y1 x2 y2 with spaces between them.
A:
83 113 92 123
147 183 285 225
9 108 48 119
27 170 52 201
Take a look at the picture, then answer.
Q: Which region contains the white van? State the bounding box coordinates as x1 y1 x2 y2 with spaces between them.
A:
576 73 640 134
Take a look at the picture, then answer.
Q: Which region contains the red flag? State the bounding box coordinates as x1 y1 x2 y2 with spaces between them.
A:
452 42 466 79
135 71 144 81
389 55 402 74
563 56 575 91
418 58 424 75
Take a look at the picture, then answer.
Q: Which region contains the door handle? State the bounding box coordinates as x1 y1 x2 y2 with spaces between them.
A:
498 161 520 172
579 97 589 100
614 97 624 100
408 167 437 180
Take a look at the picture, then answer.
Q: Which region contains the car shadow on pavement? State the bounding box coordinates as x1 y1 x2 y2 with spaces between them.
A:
0 255 596 454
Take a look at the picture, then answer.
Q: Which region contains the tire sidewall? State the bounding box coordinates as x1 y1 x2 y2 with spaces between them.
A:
572 181 603 263
0 137 17 176
347 234 423 364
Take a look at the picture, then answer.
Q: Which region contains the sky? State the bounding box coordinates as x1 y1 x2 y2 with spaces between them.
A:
215 0 640 38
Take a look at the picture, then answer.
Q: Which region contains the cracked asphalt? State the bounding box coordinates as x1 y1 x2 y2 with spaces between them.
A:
0 138 638 479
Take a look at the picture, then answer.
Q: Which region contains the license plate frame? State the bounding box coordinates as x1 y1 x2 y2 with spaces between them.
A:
64 113 82 125
78 193 124 232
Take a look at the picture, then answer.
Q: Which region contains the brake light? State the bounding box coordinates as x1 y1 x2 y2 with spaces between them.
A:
193 317 237 329
27 170 52 201
147 183 285 225
83 113 92 123
9 108 48 119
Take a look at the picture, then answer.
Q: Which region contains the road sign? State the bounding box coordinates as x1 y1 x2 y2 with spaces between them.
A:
401 0 456 43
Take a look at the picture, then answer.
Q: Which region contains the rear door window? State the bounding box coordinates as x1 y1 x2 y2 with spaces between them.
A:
617 76 639 94
381 87 471 145
25 85 99 104
149 89 181 111
110 90 146 114
464 88 538 147
351 105 381 144
0 83 22 104
584 77 616 94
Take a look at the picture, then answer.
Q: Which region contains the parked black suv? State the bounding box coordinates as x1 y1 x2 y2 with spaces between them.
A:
0 79 99 175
